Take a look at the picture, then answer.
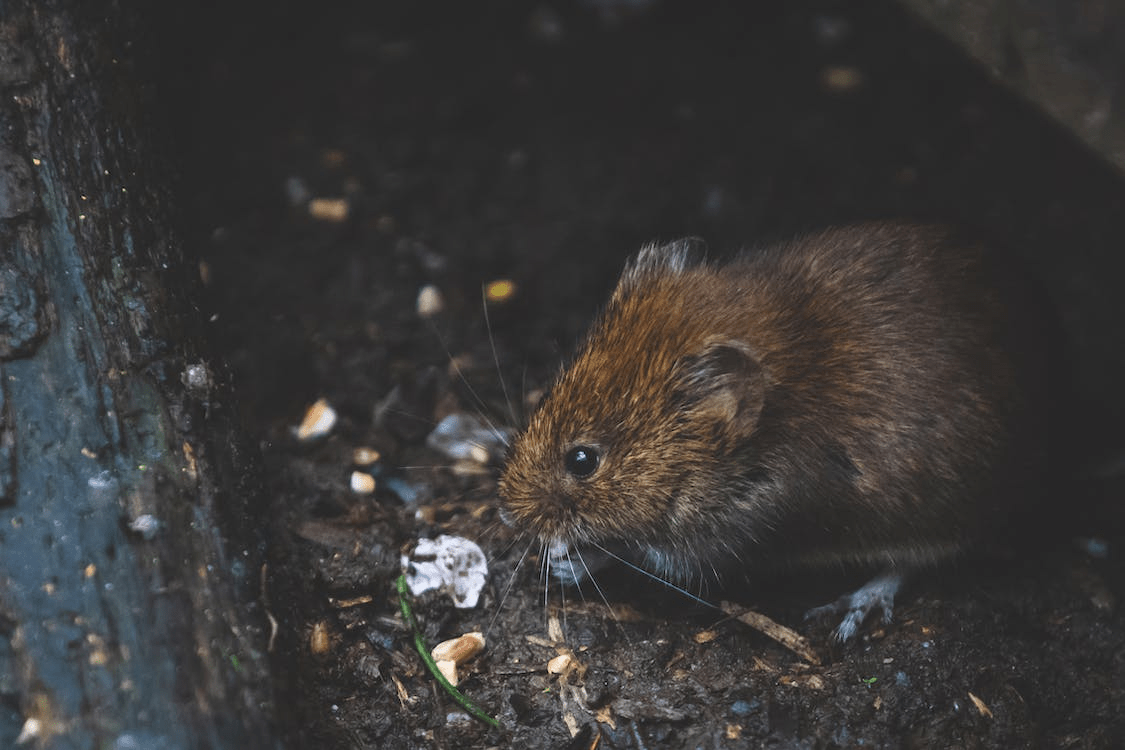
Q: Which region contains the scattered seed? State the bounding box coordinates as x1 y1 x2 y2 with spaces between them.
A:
352 446 382 466
308 197 350 222
350 471 376 494
436 658 459 686
548 653 572 674
485 279 516 302
431 632 485 665
295 398 337 441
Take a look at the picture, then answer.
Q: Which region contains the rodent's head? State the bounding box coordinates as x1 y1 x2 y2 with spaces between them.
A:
499 241 766 560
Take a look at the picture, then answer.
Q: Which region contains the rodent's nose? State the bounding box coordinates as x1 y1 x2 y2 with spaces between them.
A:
542 492 578 515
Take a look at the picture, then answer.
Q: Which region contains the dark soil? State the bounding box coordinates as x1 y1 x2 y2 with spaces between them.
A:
180 1 1125 747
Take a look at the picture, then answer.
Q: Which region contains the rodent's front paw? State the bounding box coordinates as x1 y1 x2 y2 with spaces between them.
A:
804 570 903 641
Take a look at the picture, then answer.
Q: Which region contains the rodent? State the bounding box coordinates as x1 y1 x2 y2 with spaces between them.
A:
498 222 1051 637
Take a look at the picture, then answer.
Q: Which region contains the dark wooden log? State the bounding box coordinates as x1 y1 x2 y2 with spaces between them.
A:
0 2 278 748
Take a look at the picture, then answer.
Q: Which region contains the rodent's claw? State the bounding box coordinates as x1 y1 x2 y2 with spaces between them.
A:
804 570 904 641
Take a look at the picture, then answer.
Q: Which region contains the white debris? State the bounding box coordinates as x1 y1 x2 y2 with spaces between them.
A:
401 535 488 608
128 514 160 540
16 717 41 744
180 362 211 393
425 413 511 464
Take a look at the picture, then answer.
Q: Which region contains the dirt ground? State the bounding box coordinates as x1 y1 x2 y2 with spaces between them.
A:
180 1 1125 747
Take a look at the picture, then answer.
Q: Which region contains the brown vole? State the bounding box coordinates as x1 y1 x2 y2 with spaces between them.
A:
499 223 1050 639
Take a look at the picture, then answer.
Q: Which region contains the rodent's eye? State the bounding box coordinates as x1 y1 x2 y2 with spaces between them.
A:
564 445 600 479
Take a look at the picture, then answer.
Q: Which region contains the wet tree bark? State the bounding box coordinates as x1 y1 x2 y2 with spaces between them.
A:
0 2 278 748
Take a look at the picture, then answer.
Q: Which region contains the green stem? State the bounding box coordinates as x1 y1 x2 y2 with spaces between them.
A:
395 574 500 729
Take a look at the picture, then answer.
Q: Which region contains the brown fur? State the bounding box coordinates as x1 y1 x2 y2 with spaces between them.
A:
499 223 1049 583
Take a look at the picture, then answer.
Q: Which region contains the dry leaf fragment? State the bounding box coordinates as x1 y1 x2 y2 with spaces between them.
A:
693 629 719 644
968 691 993 718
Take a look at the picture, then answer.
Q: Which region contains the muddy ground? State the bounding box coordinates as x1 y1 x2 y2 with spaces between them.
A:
178 1 1125 747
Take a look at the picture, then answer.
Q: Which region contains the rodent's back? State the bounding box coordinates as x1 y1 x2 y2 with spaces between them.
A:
500 223 1048 580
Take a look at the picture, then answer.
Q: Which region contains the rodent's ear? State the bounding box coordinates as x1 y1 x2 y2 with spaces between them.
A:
617 239 705 293
673 339 764 437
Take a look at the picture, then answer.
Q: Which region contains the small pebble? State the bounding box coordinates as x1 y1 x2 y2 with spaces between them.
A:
416 285 444 317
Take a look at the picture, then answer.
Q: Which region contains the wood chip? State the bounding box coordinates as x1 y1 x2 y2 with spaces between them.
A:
391 674 411 707
309 621 331 655
720 602 822 665
329 594 374 609
547 613 564 643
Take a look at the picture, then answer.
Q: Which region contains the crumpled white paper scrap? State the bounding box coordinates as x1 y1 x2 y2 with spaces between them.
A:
401 534 488 609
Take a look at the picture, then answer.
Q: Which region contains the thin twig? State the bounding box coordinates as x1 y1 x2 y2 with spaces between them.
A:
720 602 822 665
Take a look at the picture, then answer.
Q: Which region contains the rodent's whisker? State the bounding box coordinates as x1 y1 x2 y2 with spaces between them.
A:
482 522 523 564
377 406 438 427
592 542 721 611
487 535 536 638
424 318 510 446
539 540 551 611
481 284 518 430
573 547 633 644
